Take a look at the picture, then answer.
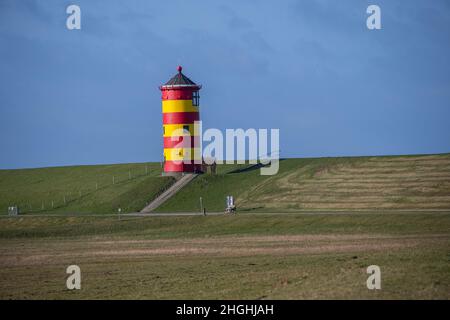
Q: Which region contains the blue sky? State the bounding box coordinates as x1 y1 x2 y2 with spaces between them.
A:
0 0 449 169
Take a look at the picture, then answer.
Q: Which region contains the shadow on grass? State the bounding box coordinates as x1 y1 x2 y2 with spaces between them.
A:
228 159 287 174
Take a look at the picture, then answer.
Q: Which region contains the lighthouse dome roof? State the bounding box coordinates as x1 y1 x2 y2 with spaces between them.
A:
162 66 199 88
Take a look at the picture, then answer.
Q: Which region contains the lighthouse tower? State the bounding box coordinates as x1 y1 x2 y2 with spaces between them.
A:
160 66 202 174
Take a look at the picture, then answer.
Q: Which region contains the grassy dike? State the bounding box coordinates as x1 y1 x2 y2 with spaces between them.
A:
0 162 174 214
1 153 449 214
156 153 450 212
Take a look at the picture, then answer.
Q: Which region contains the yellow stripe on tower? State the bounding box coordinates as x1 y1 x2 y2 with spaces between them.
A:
162 100 199 113
163 148 202 161
163 124 196 137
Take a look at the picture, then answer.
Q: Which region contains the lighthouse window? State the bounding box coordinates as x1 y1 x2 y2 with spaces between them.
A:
183 125 190 133
192 91 200 106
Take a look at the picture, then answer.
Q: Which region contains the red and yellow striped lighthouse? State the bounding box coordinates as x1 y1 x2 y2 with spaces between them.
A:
160 66 202 174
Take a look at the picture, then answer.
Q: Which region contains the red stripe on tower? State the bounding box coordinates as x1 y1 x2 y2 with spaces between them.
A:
163 136 200 149
162 112 199 124
162 90 193 101
164 161 197 172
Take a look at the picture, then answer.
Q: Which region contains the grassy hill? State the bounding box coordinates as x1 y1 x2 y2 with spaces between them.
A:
1 155 449 299
0 163 174 214
1 153 449 214
156 153 450 212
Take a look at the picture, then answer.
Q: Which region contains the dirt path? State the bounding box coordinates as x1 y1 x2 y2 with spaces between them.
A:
141 174 197 213
1 233 448 267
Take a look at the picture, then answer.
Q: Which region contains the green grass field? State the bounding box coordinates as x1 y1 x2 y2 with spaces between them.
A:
0 213 449 299
1 154 449 215
0 154 449 299
0 162 174 214
157 153 450 212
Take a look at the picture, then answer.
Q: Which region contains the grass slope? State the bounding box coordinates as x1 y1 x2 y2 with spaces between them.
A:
0 163 174 214
156 153 450 212
1 153 449 215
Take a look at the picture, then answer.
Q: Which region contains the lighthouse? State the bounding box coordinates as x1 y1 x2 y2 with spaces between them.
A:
160 66 202 174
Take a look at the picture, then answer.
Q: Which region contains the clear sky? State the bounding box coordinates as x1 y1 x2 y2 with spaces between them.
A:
0 0 449 169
